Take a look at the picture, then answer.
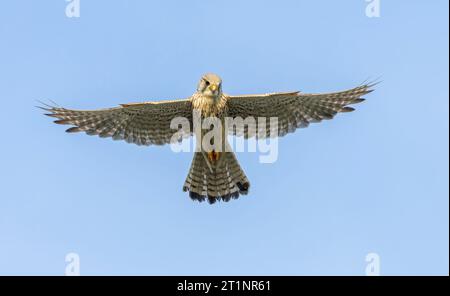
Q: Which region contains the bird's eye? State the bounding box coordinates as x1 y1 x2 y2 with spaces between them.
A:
204 80 210 86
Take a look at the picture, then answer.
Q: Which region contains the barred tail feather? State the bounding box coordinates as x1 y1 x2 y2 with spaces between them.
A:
183 152 250 204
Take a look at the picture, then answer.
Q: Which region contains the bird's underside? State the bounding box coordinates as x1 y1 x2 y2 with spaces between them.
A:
41 73 375 204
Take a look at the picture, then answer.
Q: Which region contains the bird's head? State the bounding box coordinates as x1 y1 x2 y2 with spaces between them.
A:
197 73 222 98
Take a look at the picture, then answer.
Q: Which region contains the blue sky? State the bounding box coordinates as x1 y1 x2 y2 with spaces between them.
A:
0 0 448 275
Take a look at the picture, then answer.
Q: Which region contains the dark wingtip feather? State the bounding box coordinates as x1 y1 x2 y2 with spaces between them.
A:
357 78 380 99
353 98 365 104
54 119 70 125
45 113 60 117
36 100 61 117
341 106 355 112
66 127 82 133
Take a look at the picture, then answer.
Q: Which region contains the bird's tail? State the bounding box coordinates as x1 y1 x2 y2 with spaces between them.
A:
183 151 250 204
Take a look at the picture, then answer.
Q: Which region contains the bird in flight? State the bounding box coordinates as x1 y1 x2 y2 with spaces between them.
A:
41 73 375 204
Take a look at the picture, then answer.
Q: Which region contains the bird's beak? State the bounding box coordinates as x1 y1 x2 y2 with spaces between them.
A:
209 84 218 92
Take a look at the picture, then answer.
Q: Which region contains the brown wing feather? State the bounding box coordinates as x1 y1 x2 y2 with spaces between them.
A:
42 99 193 146
226 83 375 138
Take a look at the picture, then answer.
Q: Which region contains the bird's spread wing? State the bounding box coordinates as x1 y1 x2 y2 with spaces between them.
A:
41 99 193 145
226 83 375 138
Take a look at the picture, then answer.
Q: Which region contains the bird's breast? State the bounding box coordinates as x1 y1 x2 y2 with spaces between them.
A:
191 93 228 117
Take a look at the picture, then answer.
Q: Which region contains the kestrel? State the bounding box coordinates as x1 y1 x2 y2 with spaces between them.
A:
41 73 375 204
